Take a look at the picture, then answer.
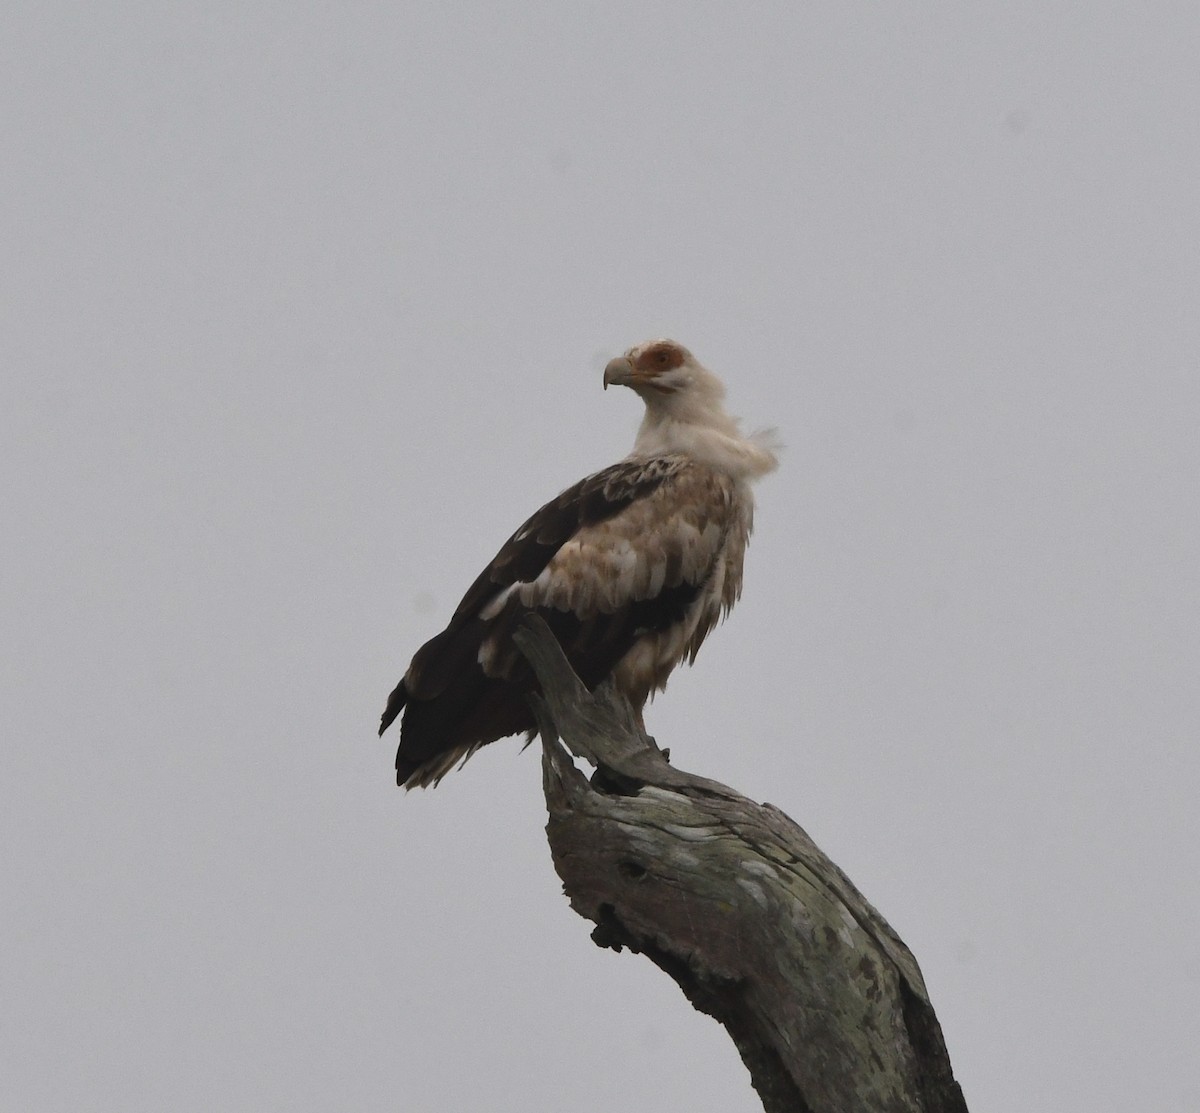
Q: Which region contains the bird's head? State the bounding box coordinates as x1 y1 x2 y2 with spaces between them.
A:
603 339 725 401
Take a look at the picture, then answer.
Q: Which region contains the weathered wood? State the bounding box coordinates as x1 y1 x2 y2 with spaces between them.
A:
513 614 968 1113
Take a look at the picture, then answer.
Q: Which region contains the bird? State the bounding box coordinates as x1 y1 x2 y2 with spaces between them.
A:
380 338 779 788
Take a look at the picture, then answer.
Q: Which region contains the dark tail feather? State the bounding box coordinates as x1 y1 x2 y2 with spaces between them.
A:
392 671 534 788
379 679 407 736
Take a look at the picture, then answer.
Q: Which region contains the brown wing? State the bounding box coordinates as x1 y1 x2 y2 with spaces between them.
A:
382 456 739 787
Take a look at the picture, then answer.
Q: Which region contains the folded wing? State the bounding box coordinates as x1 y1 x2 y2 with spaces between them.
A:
381 455 744 788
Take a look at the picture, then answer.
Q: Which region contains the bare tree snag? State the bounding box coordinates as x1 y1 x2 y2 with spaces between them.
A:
513 615 968 1113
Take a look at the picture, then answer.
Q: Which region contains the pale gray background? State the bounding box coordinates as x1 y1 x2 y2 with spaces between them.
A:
3 3 1197 1111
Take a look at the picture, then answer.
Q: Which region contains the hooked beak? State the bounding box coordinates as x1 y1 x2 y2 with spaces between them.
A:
603 355 635 390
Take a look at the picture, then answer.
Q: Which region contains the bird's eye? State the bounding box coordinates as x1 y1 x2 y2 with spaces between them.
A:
656 350 670 364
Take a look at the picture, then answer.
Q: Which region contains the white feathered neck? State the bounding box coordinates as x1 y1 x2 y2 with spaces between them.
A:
628 358 780 482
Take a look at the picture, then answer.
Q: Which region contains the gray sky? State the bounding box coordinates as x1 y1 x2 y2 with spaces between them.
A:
3 3 1198 1110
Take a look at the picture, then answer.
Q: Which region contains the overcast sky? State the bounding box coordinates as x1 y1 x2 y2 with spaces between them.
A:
3 3 1198 1110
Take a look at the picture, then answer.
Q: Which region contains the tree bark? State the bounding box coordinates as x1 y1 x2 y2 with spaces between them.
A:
513 615 968 1113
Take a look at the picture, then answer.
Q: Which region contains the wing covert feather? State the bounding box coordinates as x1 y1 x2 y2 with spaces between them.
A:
449 455 692 626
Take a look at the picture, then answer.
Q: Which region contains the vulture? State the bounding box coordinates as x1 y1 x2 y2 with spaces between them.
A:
380 339 778 787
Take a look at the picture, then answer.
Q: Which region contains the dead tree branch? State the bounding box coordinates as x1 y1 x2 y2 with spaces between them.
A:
513 614 968 1113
